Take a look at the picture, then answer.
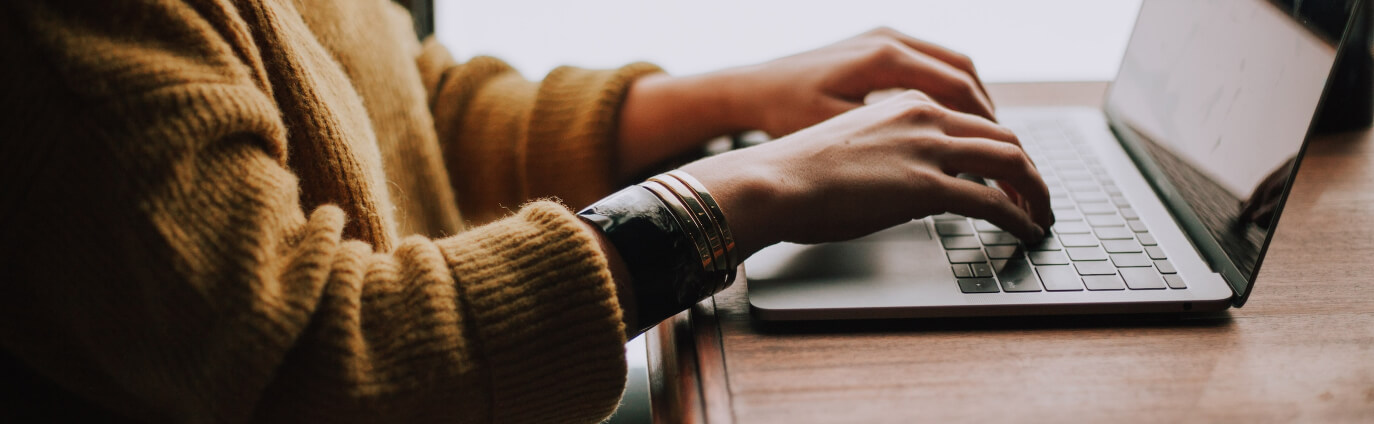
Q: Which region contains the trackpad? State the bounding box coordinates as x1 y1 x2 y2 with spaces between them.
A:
746 220 936 281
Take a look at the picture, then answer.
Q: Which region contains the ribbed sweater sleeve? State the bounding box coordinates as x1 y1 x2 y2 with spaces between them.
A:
0 1 628 422
417 39 664 224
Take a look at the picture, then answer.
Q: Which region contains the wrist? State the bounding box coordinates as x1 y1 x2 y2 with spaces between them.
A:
617 70 763 181
692 65 764 134
680 151 787 259
579 185 734 335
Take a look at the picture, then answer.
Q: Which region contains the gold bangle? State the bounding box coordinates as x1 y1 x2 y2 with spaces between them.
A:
648 175 727 273
667 170 738 269
639 181 715 270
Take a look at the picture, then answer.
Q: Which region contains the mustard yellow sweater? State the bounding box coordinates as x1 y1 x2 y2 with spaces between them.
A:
0 0 662 422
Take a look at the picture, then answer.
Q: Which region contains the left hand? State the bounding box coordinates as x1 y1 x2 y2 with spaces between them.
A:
723 27 995 137
616 27 996 180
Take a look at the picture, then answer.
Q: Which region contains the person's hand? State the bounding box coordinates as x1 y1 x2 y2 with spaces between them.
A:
616 27 992 181
680 91 1052 258
724 27 995 138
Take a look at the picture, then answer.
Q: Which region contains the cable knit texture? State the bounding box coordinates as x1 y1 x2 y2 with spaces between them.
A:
0 0 663 422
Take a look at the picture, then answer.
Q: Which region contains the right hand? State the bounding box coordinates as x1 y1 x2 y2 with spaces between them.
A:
680 90 1053 258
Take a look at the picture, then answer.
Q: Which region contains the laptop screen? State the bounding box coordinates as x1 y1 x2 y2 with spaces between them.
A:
1104 0 1359 301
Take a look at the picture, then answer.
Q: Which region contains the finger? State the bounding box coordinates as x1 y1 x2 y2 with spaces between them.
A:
996 180 1025 209
936 176 1045 242
913 106 1019 147
873 48 996 121
865 88 929 105
870 27 992 103
936 137 1053 229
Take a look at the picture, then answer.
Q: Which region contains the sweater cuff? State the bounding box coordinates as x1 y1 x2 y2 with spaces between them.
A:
524 62 664 209
437 201 626 423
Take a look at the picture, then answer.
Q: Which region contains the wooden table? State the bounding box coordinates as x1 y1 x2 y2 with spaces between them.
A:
646 82 1374 423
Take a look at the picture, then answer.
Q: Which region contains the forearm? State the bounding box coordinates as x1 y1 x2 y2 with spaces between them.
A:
421 44 665 219
616 71 755 181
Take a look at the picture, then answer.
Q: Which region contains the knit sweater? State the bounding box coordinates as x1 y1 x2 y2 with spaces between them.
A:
0 0 662 422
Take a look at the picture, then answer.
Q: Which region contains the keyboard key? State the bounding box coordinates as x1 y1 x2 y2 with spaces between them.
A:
1145 246 1167 260
970 262 995 278
1029 251 1070 265
1083 274 1127 290
1052 203 1077 212
1119 207 1139 219
1111 195 1131 207
958 278 1001 293
1120 268 1166 289
941 235 982 250
1054 210 1084 221
1066 181 1099 192
947 250 989 263
973 220 1003 232
1061 169 1093 181
1028 237 1063 251
993 259 1042 292
1164 274 1187 289
1036 265 1084 291
952 264 973 278
1102 239 1143 253
980 232 1020 245
1067 247 1108 261
1053 157 1083 167
1127 219 1149 232
1047 151 1078 160
1059 234 1100 247
1095 227 1134 240
986 245 1024 259
1080 203 1116 214
1053 222 1091 234
1137 233 1158 245
936 221 975 236
1102 183 1122 195
1155 260 1177 274
1110 253 1152 267
1087 214 1125 227
1073 192 1109 203
1074 261 1118 275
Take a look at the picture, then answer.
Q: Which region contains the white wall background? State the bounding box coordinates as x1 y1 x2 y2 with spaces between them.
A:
435 0 1142 82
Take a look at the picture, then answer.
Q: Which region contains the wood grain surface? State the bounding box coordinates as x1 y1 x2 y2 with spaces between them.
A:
648 82 1374 423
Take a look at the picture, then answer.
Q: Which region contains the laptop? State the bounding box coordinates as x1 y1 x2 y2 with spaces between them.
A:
746 0 1368 320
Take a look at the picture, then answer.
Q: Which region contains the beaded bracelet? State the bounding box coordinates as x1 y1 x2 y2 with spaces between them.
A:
578 172 738 333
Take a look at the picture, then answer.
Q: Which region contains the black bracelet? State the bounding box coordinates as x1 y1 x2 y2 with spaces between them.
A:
579 186 732 333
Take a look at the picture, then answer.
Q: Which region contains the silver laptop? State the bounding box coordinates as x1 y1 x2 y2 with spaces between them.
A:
746 0 1367 320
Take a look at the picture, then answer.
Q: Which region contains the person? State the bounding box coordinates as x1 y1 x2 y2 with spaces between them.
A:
0 0 1051 422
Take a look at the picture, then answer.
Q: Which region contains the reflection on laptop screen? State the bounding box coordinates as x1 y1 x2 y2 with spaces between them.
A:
1105 0 1353 293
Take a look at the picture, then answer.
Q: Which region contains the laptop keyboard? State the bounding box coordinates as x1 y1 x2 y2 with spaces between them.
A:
939 120 1188 293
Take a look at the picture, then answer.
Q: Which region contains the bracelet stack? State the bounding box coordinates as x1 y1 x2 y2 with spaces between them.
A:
641 170 739 293
578 170 738 333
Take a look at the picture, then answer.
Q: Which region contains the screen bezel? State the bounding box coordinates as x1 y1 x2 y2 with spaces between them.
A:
1101 0 1366 307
